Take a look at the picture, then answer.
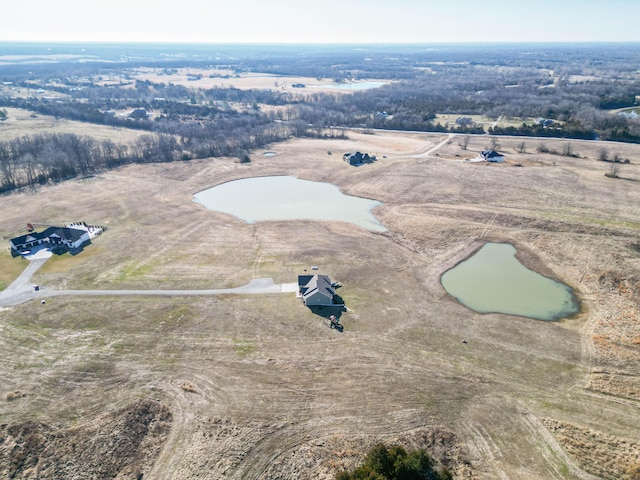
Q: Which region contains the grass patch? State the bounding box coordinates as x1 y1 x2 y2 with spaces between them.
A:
233 339 257 358
38 245 104 275
433 113 539 131
0 250 28 290
116 260 155 282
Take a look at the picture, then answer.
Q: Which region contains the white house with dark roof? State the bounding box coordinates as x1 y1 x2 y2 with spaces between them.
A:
298 274 339 306
10 227 90 254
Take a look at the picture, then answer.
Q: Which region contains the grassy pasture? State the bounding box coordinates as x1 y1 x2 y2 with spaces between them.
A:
1 130 639 479
0 107 147 143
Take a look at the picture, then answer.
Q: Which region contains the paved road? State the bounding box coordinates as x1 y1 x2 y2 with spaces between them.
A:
0 257 51 306
0 254 298 307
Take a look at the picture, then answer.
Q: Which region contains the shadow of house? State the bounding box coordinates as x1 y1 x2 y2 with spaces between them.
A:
343 151 377 166
308 305 346 331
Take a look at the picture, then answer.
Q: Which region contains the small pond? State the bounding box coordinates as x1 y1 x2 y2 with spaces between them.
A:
193 176 386 232
312 81 387 91
441 243 579 321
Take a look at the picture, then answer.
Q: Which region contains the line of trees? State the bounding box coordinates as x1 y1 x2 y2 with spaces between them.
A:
0 116 293 193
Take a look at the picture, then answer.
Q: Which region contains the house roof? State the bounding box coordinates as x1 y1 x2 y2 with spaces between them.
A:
480 150 503 159
298 274 335 301
10 227 87 246
42 226 87 242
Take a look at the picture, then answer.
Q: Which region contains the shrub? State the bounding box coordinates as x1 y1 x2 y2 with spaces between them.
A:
335 443 452 480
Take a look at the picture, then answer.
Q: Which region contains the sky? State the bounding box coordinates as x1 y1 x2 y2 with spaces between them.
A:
2 0 640 44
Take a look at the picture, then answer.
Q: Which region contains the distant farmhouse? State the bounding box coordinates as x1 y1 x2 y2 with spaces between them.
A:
374 111 392 120
9 222 103 256
478 150 505 162
343 151 375 166
128 108 148 119
535 117 555 128
298 274 342 306
455 116 474 126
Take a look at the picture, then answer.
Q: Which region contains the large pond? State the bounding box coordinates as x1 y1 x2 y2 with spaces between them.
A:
194 176 386 232
441 243 579 321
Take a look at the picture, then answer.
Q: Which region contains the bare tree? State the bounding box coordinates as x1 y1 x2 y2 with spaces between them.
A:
517 141 526 153
607 164 620 178
562 142 573 157
459 134 470 150
598 147 609 161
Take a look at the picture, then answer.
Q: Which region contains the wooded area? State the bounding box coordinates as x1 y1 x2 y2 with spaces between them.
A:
1 43 639 192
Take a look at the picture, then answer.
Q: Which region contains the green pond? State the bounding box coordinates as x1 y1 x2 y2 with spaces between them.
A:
441 243 579 321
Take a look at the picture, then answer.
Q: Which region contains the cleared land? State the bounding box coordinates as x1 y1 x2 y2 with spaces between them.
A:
0 107 148 143
433 113 540 131
131 67 389 93
1 131 639 479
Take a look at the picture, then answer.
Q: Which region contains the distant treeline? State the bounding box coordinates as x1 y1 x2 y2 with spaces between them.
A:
3 43 640 193
0 119 292 193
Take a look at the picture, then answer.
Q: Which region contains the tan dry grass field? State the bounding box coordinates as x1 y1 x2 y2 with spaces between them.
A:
1 130 639 479
0 107 148 143
433 113 538 131
131 67 389 93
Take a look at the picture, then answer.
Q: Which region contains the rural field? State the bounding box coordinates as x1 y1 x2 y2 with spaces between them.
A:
1 130 639 479
0 107 148 144
129 67 389 93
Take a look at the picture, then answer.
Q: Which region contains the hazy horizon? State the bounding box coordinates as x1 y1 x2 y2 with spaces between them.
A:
3 0 640 44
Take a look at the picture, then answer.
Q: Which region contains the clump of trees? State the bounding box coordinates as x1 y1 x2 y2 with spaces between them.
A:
335 443 452 480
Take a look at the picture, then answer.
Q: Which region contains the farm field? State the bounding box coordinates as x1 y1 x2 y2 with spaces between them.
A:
0 107 148 143
433 113 544 131
130 67 389 93
1 130 639 479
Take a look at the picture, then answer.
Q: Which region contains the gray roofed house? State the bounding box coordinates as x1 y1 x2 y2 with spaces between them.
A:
128 108 148 119
343 151 373 166
10 226 90 254
479 150 505 162
298 274 338 306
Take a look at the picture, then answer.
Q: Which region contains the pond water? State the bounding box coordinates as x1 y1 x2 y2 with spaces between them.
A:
312 81 387 91
441 243 579 321
193 176 386 232
262 151 277 157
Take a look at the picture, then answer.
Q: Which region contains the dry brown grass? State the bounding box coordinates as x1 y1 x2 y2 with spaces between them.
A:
0 249 28 290
0 107 147 143
543 418 640 480
0 130 639 478
129 67 390 94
